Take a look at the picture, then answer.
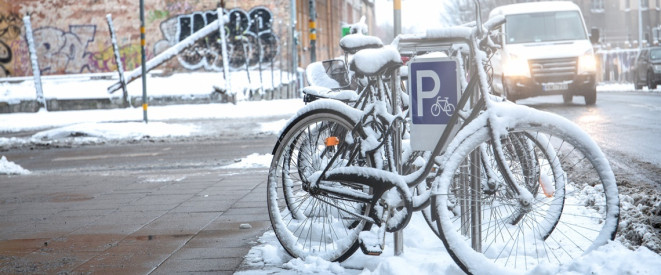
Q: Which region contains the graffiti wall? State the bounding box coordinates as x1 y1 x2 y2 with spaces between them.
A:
155 6 279 71
0 0 290 77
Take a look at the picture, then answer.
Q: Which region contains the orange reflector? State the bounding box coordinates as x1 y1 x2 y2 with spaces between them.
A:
540 176 554 198
325 136 340 147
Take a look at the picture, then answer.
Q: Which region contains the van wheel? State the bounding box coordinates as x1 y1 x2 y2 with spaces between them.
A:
584 88 597 105
562 93 573 104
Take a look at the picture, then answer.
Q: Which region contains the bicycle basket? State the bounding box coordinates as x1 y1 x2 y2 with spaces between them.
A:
322 59 351 88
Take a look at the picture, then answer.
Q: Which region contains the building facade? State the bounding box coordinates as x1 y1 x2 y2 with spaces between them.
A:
0 0 375 78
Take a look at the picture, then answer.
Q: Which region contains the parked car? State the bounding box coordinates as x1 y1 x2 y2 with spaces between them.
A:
633 47 661 90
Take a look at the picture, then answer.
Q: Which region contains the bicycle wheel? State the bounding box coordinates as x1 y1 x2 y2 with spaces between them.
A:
421 132 553 238
432 111 619 274
268 105 373 262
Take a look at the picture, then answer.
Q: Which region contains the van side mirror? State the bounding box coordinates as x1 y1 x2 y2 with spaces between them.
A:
590 28 600 44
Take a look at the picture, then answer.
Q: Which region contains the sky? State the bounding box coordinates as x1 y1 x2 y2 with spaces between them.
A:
374 0 448 34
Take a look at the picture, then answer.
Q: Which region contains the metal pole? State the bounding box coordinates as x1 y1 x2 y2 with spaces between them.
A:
392 68 404 256
309 0 317 63
217 8 233 102
393 0 403 256
290 0 298 96
394 0 402 37
257 16 264 96
23 15 46 111
639 0 644 48
140 0 148 123
106 14 129 107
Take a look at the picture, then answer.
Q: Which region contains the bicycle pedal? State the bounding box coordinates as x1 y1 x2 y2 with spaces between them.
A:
359 231 383 256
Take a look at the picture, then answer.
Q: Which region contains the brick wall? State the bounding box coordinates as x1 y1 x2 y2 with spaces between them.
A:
0 0 293 77
0 0 375 78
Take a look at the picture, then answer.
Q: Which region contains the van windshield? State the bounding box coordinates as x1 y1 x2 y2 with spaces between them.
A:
505 11 587 44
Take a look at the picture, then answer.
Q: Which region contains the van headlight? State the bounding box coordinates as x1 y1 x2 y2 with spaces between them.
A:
578 51 597 73
503 55 530 77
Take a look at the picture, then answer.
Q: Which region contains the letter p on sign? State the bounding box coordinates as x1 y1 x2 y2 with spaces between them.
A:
416 70 440 117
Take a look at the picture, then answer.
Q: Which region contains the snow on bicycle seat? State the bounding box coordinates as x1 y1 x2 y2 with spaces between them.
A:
339 34 383 54
350 45 402 77
302 86 359 103
306 61 344 89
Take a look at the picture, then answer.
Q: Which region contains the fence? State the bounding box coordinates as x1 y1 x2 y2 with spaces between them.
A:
596 48 639 83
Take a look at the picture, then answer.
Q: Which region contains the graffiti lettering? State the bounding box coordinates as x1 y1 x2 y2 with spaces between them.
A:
155 6 279 72
32 25 96 74
0 12 22 76
91 44 143 72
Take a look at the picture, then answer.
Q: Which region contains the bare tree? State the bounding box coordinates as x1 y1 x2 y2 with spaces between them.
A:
442 0 517 26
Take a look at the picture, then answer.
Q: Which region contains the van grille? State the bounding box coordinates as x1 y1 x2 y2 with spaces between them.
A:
528 57 577 84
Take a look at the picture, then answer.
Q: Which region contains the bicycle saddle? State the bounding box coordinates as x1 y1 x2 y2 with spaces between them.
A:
350 45 402 77
339 34 383 54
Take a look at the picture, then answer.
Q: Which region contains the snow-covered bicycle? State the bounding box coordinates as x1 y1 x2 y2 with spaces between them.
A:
267 1 619 273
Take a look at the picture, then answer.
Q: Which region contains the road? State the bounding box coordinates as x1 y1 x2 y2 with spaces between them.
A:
518 91 661 187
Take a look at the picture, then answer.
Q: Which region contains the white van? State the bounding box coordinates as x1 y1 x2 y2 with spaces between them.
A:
489 1 598 105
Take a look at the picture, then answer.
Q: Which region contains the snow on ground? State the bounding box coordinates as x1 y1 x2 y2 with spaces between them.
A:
0 70 295 103
0 156 30 175
238 213 661 275
221 153 272 169
597 82 661 93
0 99 303 134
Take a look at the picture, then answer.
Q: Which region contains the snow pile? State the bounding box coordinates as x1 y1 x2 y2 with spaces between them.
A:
617 191 661 253
0 156 30 175
221 153 271 169
32 122 197 140
0 70 294 102
259 119 288 134
0 99 304 134
238 213 661 275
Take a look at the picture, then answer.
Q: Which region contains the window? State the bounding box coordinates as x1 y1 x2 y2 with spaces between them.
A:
591 0 604 12
626 0 631 9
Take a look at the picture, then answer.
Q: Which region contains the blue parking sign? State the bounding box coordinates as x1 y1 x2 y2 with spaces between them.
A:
408 57 460 150
409 59 458 125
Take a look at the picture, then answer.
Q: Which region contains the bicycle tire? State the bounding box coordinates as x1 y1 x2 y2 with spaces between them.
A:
268 104 373 262
421 132 555 238
432 108 619 274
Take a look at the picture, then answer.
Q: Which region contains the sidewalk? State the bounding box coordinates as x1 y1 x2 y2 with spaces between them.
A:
0 167 271 274
0 70 298 113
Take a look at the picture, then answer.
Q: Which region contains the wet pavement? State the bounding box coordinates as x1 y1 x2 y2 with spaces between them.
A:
0 166 271 274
